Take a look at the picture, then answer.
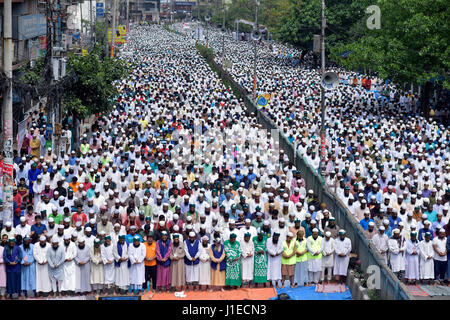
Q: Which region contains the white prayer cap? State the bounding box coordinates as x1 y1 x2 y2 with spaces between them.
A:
368 221 375 226
4 221 12 227
309 205 315 210
85 227 92 232
189 232 196 237
186 216 192 222
424 220 431 225
422 214 428 219
407 211 413 217
39 235 46 241
279 218 285 223
393 229 400 234
263 220 270 226
439 229 446 234
229 219 236 224
383 219 389 225
159 221 165 226
57 225 64 229
173 225 179 232
52 237 59 243
64 217 70 223
325 231 331 237
200 224 206 229
379 226 385 231
296 202 302 207
20 216 26 222
100 230 106 235
72 232 78 237
173 214 179 220
63 234 71 240
312 228 319 233
305 213 311 218
310 219 317 224
186 225 193 230
75 221 81 227
287 232 294 238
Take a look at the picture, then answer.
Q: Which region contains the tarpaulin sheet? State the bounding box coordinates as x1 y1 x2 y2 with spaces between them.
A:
270 285 352 300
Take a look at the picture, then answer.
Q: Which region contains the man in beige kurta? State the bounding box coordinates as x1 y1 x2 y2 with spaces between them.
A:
170 234 185 291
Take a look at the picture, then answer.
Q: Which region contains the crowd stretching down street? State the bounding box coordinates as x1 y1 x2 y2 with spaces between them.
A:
0 24 448 301
176 22 450 283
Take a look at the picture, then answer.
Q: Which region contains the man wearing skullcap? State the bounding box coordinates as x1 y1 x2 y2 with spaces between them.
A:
224 233 242 288
3 238 22 299
306 228 323 285
372 226 389 264
128 235 146 295
281 232 297 288
333 230 351 284
240 232 255 287
74 238 91 295
143 232 157 292
61 233 77 296
33 235 51 296
112 235 129 294
209 237 226 290
404 231 420 284
320 231 335 284
89 239 104 295
184 231 201 291
47 237 66 297
19 236 36 297
155 231 172 292
198 236 211 290
101 235 115 295
170 233 185 292
267 232 283 288
418 231 434 284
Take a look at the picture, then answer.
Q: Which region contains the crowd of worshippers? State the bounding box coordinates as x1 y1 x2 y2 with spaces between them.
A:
173 24 450 286
0 26 354 300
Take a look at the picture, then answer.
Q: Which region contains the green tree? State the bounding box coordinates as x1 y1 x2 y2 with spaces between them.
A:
331 0 450 90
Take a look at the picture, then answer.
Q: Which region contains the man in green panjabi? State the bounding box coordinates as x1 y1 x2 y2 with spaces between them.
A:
252 229 268 287
224 233 242 288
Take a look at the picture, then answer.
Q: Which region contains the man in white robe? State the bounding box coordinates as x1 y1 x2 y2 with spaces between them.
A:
198 236 211 289
240 232 255 286
321 231 335 283
184 232 200 291
333 230 352 284
388 229 404 281
61 234 77 295
113 235 130 294
372 226 389 265
74 238 91 294
128 235 146 294
33 235 52 296
418 231 434 284
405 232 420 284
101 236 116 295
47 237 66 297
266 232 283 288
89 238 104 294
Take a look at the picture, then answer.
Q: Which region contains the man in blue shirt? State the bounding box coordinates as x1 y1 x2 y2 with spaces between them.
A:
360 211 375 231
388 210 402 230
367 184 382 203
30 215 47 242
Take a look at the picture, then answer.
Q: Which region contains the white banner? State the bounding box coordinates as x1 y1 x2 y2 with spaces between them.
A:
17 117 29 151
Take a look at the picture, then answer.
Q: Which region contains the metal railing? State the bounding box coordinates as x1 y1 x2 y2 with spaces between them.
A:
198 48 413 300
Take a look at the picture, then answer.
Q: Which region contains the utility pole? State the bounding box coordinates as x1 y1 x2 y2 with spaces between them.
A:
111 0 118 57
319 0 326 176
253 0 259 99
90 0 94 45
221 0 225 67
80 0 83 44
126 0 130 32
2 0 14 222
